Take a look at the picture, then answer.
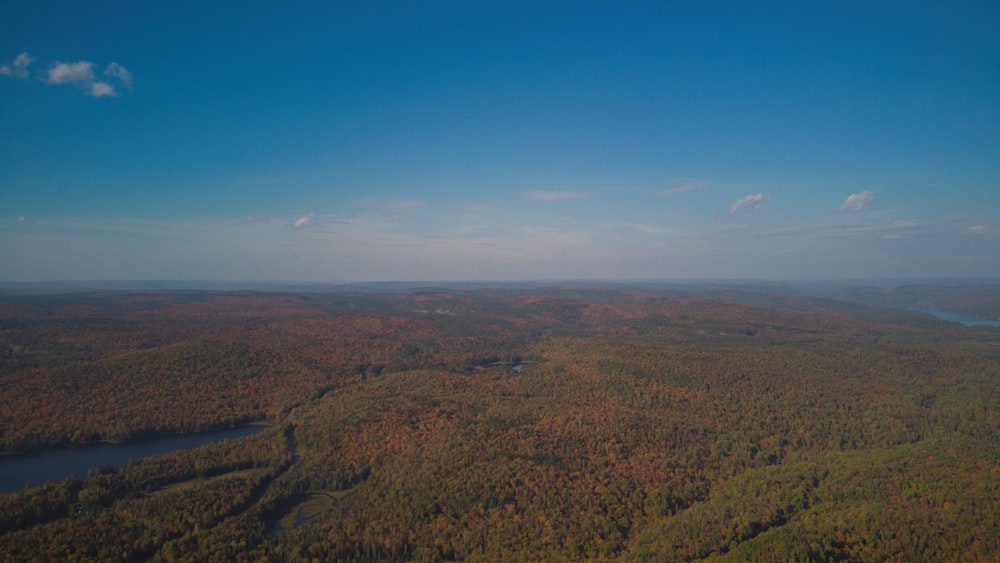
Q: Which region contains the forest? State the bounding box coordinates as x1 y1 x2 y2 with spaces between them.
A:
0 284 997 561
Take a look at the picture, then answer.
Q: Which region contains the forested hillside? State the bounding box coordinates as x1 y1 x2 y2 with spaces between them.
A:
0 287 997 561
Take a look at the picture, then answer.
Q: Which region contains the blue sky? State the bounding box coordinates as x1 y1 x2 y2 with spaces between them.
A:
2 1 998 282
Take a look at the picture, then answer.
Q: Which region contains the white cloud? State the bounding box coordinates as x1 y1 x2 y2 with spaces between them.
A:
43 59 129 97
524 190 588 201
90 81 116 98
293 214 315 229
3 55 131 96
839 190 877 212
242 215 269 224
17 215 26 223
0 52 33 79
47 61 95 85
729 193 770 215
104 62 132 88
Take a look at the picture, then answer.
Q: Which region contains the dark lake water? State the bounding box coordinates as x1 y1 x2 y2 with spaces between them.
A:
0 425 265 494
911 308 1000 327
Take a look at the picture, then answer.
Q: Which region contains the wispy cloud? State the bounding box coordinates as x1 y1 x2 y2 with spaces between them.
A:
623 222 670 235
660 180 705 195
967 225 998 235
5 208 993 281
242 215 269 225
461 204 493 214
720 217 928 242
42 59 132 97
839 190 877 212
0 52 33 79
104 62 132 89
360 198 423 209
515 226 594 251
524 190 588 201
293 214 315 229
729 193 770 215
873 219 923 239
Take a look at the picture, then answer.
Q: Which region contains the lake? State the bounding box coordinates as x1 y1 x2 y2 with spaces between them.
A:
912 308 1000 327
0 425 265 494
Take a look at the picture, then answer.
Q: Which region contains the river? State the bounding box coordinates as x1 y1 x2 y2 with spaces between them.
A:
0 425 265 494
911 308 1000 328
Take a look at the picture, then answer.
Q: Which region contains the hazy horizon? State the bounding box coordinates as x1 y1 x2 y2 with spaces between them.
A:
2 276 998 295
3 2 998 282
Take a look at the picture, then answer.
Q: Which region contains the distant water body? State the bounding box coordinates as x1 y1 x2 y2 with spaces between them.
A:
911 308 1000 327
0 425 264 494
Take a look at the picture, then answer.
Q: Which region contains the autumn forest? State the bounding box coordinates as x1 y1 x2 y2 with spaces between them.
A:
0 283 998 561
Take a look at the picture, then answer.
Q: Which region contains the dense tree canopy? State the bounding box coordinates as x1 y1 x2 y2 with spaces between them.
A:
0 287 997 560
